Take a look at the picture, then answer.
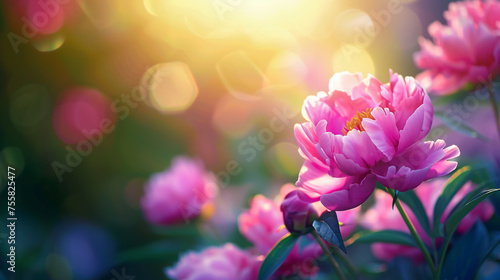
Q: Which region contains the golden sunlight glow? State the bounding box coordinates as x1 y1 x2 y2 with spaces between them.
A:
147 62 199 114
332 46 375 77
266 51 307 87
334 9 375 49
216 51 267 101
294 0 341 40
212 95 254 138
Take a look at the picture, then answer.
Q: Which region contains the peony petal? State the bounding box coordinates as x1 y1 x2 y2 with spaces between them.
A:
341 130 384 168
333 152 369 176
398 102 431 152
440 27 474 62
296 160 348 202
319 132 378 175
425 144 460 180
363 107 399 160
319 174 377 211
303 92 335 125
328 71 364 95
375 165 430 192
294 123 325 167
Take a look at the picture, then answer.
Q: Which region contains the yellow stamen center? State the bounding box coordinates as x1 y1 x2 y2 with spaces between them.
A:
342 108 375 135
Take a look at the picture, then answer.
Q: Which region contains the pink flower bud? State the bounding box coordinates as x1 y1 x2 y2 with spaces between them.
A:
280 189 318 235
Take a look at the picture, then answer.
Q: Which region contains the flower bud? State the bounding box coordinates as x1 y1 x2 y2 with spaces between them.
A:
280 190 318 235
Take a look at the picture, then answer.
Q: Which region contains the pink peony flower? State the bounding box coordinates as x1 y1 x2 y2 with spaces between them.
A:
295 70 459 211
362 179 494 263
414 0 500 95
238 184 360 277
166 243 261 280
141 156 218 225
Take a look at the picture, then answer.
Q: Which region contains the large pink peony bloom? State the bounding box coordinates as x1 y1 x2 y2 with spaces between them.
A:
362 179 494 263
238 184 360 277
414 0 500 95
141 156 218 225
166 243 261 280
295 71 459 211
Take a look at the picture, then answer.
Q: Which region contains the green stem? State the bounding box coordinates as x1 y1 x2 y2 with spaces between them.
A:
387 189 437 279
312 231 346 280
436 236 452 279
487 84 500 142
331 245 359 280
431 241 439 269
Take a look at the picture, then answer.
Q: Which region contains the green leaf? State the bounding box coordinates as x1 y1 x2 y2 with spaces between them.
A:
258 233 298 280
392 190 399 210
432 166 472 237
434 111 490 141
444 186 484 223
445 188 500 236
380 187 431 236
398 190 431 236
312 211 346 254
358 263 387 277
351 230 417 247
442 222 500 280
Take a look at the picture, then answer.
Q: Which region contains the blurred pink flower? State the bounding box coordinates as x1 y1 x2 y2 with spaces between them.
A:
166 243 261 280
141 156 218 225
238 194 287 255
295 71 459 211
7 0 80 36
238 184 360 277
362 179 494 263
52 87 115 145
414 0 500 95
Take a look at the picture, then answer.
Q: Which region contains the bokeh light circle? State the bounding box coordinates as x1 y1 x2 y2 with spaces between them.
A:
145 62 199 114
216 51 267 101
334 9 376 49
33 32 66 52
266 51 307 88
